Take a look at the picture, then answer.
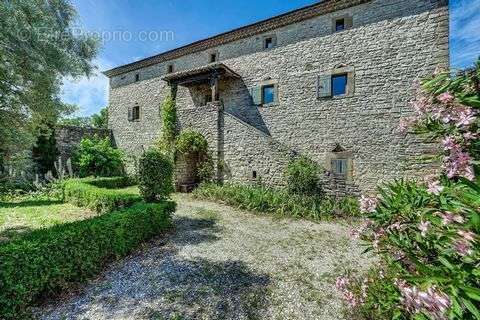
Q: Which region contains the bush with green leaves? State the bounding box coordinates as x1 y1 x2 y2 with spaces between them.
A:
338 59 480 320
138 148 174 202
73 137 124 177
0 201 175 319
63 177 141 213
285 156 322 195
176 130 214 183
193 182 359 220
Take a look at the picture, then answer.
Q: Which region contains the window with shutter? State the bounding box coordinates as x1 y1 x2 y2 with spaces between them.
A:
317 75 332 98
128 107 133 122
344 16 353 29
250 86 262 105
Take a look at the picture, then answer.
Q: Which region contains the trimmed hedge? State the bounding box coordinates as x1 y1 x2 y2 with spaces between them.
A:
0 201 175 319
63 177 141 213
193 183 360 220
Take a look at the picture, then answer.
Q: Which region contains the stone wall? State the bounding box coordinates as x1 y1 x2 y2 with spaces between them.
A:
55 126 112 163
108 0 449 194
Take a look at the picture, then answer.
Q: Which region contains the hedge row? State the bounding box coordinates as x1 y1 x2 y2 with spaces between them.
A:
63 177 141 213
192 183 360 220
0 201 175 319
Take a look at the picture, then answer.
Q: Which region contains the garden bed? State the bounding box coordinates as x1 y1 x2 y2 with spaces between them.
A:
192 183 360 220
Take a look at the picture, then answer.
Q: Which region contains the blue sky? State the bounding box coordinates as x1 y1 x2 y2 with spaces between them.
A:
62 0 480 117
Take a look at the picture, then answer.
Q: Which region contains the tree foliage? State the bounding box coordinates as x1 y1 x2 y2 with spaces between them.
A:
285 156 322 195
138 148 174 202
0 0 98 159
73 137 124 178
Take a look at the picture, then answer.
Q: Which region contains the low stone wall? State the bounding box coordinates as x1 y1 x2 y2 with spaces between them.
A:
55 126 112 163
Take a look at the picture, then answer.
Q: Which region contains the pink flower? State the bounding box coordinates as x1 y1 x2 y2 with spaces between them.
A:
454 240 473 257
396 280 451 319
350 219 373 239
418 221 431 237
437 92 454 104
426 179 444 195
458 230 476 242
335 276 360 307
399 117 416 133
455 107 476 127
463 132 478 141
360 195 379 213
436 212 465 225
443 147 475 181
441 136 458 151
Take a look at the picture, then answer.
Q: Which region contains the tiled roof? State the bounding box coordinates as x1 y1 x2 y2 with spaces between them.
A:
162 63 241 84
103 0 370 78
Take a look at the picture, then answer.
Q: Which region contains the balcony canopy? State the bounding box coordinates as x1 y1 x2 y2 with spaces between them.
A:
162 63 241 86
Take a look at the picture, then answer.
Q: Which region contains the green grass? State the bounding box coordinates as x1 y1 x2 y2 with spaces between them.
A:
0 196 96 242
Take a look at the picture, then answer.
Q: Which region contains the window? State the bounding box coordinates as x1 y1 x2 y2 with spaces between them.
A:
262 85 275 105
167 64 174 73
210 53 217 63
335 18 345 32
332 74 348 96
252 171 257 179
333 16 353 33
135 73 140 82
317 67 354 98
331 159 347 175
263 35 276 50
128 105 140 122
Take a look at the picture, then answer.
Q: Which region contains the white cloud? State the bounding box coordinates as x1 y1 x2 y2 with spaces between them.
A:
60 58 114 116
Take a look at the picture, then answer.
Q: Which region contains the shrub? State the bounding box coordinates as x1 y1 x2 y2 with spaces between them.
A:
285 156 322 195
340 59 480 319
73 137 124 177
0 201 175 319
63 177 141 213
193 183 359 220
138 148 174 202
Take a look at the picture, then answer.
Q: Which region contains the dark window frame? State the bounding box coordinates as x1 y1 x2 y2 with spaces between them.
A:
167 64 174 73
132 105 140 121
331 73 348 97
261 84 276 105
335 18 345 32
331 159 348 176
210 52 218 63
135 73 140 82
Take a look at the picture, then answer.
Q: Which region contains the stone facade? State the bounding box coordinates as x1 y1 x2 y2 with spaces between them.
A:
105 0 449 194
55 126 112 163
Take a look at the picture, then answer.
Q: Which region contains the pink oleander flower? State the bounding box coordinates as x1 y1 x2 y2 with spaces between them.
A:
458 230 476 242
443 147 475 181
455 106 476 127
437 92 454 104
396 280 451 319
412 96 431 115
335 276 360 307
454 239 473 257
360 195 379 213
436 211 465 225
425 178 444 195
463 132 478 141
418 221 431 237
441 136 458 151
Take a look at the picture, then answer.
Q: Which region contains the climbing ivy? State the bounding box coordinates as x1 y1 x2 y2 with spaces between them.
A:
158 91 177 154
176 130 214 183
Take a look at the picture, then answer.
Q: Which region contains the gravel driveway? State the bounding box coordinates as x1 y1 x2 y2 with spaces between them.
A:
39 194 373 320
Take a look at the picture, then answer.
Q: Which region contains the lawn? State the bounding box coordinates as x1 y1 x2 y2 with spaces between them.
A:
0 196 96 242
0 185 141 242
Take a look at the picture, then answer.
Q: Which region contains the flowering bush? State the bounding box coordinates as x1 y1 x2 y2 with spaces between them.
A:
338 60 480 320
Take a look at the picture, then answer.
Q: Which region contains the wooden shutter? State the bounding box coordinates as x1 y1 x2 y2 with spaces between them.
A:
317 75 332 98
250 86 262 105
345 16 353 29
128 106 133 121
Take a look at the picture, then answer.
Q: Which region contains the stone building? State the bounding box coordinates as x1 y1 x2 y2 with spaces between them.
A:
104 0 449 195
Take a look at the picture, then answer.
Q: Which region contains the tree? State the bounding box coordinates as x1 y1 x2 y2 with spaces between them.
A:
0 0 98 160
91 107 108 128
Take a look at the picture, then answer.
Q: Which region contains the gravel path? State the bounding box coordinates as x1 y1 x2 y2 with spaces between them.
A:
38 195 373 320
